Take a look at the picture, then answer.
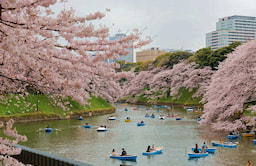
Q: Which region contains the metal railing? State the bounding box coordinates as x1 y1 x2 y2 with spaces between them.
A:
11 144 93 166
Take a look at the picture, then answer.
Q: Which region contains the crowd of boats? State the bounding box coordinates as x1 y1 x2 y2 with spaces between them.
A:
38 104 256 162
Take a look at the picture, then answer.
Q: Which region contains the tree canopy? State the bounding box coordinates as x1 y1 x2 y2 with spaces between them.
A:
0 0 151 164
201 40 256 131
195 42 241 69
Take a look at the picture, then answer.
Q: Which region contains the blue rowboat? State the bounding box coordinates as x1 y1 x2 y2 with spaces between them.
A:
197 118 202 122
142 147 163 155
151 115 155 118
227 135 238 140
45 128 52 132
184 106 194 109
78 117 83 120
145 115 150 117
188 152 208 158
191 148 216 154
124 108 128 111
211 141 237 148
176 117 182 120
110 155 137 161
253 139 256 145
39 128 56 132
137 123 145 126
82 125 91 128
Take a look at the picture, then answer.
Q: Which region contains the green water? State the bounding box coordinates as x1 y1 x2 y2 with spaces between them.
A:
14 104 256 166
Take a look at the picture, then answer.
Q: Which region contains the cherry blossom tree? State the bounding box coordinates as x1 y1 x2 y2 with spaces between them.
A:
121 62 214 102
200 40 256 132
0 0 151 164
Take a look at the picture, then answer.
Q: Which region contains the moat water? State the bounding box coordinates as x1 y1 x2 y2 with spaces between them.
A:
15 104 256 166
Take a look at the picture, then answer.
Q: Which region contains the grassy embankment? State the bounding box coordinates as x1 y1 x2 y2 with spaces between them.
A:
132 87 203 107
0 94 115 121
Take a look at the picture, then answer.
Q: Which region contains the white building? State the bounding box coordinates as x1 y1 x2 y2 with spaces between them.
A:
206 15 256 50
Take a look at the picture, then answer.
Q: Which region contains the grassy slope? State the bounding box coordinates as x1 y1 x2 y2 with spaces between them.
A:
136 87 203 105
0 94 113 117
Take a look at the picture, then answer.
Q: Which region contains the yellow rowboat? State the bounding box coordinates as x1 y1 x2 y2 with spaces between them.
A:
125 119 131 122
242 133 254 137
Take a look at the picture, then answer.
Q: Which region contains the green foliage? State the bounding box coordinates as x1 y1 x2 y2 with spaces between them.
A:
116 60 138 72
195 47 213 67
153 51 193 68
195 42 242 69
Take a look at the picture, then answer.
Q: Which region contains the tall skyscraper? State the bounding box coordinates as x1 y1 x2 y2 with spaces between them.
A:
206 15 256 50
108 34 134 63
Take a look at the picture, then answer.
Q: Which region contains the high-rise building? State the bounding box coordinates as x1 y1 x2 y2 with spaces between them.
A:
108 34 133 63
206 15 256 50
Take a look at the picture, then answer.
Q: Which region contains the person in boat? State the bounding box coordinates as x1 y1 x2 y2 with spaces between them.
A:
121 148 127 156
146 145 151 152
220 138 224 144
104 125 106 128
151 114 155 116
201 142 208 153
247 160 252 166
141 121 144 124
194 144 199 153
47 125 50 128
232 130 237 135
112 149 119 156
151 144 156 151
85 122 89 125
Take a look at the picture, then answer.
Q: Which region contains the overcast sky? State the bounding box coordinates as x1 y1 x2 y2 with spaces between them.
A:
53 0 256 51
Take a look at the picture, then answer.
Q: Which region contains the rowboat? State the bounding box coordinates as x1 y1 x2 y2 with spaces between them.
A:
188 152 208 158
124 108 128 111
78 117 83 120
82 125 91 128
187 108 194 112
176 117 182 120
191 148 216 154
137 123 145 126
108 116 116 120
227 135 238 140
133 108 139 110
211 141 237 148
109 155 137 161
125 119 131 122
184 106 194 109
242 132 254 137
97 127 108 132
151 115 155 118
38 128 58 132
197 118 202 122
142 147 163 155
253 139 256 145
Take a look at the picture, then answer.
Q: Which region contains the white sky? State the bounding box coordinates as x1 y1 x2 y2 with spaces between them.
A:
53 0 256 52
